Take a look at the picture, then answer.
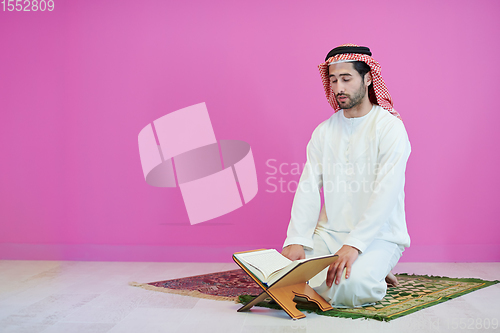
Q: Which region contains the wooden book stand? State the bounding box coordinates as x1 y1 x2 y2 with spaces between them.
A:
233 250 338 319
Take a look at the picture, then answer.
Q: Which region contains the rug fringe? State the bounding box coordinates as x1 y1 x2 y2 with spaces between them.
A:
395 273 500 284
129 281 238 302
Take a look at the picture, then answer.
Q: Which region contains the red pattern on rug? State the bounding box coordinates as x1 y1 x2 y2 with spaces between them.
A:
148 269 262 298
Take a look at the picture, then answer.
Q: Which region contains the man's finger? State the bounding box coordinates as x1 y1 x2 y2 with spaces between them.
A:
326 263 334 287
334 261 346 285
345 262 351 280
326 262 338 287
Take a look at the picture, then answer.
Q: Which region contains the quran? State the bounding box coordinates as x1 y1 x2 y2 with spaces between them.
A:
233 248 337 319
233 249 336 287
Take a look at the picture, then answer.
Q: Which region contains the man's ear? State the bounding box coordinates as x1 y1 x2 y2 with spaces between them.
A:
365 72 373 86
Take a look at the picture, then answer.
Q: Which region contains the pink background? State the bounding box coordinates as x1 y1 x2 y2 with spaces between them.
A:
1 0 499 262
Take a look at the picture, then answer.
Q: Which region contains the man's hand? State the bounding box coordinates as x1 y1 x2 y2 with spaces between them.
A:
326 245 359 287
281 244 305 261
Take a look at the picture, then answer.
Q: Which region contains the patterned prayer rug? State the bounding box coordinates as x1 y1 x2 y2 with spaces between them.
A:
130 269 262 301
130 269 498 321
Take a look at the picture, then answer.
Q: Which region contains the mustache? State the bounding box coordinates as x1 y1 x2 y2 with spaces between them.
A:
336 93 349 98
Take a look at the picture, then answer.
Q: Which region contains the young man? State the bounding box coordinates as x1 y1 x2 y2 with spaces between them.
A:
281 44 411 307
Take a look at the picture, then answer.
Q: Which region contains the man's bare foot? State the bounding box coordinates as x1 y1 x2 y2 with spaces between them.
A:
385 271 399 287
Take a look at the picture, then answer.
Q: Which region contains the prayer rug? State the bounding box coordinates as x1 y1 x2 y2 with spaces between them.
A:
130 269 262 301
130 270 498 321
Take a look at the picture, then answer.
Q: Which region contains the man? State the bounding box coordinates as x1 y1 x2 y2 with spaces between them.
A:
281 44 411 308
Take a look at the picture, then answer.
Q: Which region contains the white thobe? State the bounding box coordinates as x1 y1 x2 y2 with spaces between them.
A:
283 105 411 307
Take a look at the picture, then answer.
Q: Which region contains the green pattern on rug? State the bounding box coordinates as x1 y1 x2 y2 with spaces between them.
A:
239 273 499 321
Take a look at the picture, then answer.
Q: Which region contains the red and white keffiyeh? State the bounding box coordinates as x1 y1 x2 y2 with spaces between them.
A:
318 44 402 120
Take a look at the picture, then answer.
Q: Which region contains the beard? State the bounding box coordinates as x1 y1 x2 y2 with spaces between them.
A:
335 81 366 109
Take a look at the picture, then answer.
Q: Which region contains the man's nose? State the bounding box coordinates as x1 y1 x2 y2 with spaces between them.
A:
336 82 345 94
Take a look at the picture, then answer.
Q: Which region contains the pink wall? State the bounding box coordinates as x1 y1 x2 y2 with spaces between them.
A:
1 0 499 262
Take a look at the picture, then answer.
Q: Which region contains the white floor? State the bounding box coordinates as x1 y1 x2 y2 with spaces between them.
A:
0 261 499 333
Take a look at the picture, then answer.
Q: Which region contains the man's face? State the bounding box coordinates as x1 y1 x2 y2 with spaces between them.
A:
328 62 369 109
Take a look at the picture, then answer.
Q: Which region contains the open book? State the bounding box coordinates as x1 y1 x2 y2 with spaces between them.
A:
233 249 336 287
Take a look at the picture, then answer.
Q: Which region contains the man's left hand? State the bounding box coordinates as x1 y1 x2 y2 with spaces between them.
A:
326 245 360 287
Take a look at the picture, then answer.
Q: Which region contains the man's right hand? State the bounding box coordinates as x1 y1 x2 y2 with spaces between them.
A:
281 244 305 260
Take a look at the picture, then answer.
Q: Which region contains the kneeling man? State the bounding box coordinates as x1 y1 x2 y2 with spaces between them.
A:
282 44 411 308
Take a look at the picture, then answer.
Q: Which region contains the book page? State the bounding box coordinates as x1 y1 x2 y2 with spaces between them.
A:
296 253 335 263
238 249 292 280
267 253 337 286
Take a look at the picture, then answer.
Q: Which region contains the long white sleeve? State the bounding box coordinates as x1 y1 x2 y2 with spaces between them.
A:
343 120 411 253
283 105 411 252
283 122 326 250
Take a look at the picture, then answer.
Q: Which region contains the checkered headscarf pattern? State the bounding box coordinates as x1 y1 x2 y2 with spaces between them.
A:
318 44 402 121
